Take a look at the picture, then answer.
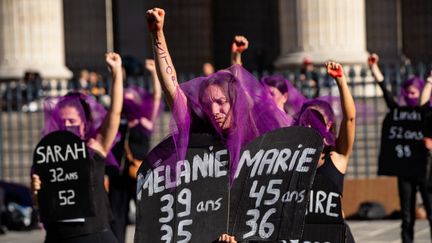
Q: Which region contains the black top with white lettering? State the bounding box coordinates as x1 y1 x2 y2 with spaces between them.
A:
299 152 353 243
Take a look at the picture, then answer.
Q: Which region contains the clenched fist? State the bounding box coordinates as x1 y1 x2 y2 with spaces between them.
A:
146 8 165 33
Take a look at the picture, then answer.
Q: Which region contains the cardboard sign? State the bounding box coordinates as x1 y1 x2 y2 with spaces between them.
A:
135 127 322 243
32 131 94 221
378 107 429 178
231 127 322 241
135 133 229 243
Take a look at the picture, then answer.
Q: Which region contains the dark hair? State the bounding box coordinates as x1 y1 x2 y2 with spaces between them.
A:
261 75 288 94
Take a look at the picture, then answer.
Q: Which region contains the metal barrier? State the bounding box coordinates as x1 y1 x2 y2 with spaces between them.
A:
1 63 431 185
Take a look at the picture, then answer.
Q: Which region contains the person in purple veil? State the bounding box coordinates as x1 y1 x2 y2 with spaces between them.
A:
146 8 291 242
31 52 123 243
229 35 302 120
295 62 356 243
260 75 307 118
369 53 432 243
108 59 161 243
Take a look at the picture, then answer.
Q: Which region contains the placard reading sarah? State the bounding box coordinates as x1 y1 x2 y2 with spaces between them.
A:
32 131 94 222
378 107 429 178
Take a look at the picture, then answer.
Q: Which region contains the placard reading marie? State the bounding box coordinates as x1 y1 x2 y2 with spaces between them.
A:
135 127 323 243
32 131 94 222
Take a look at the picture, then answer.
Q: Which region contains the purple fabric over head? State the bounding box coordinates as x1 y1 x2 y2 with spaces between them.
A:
399 77 425 107
260 75 307 117
122 85 161 136
123 85 157 121
170 64 292 182
42 92 119 168
295 99 336 147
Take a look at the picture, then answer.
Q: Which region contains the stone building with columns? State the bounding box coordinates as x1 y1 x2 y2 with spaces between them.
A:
0 0 431 79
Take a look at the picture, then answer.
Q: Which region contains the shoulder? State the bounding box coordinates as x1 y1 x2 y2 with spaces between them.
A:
329 151 348 174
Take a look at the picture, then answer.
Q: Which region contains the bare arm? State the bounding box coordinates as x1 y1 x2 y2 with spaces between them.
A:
326 62 356 162
94 52 123 156
420 71 432 106
230 35 248 65
146 8 184 109
145 59 162 123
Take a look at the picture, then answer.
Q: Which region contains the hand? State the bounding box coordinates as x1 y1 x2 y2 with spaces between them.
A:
105 52 122 73
427 70 432 84
145 59 156 73
231 35 249 53
218 234 237 243
31 174 41 195
326 61 344 79
368 53 379 66
424 137 432 150
146 8 165 33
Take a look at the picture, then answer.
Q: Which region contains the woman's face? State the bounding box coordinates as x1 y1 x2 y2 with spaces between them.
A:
267 86 288 112
303 106 332 145
59 105 85 137
201 84 232 130
405 85 420 101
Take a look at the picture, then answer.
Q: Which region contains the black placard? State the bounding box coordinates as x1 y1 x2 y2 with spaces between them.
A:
32 131 94 222
231 127 322 241
135 133 229 243
135 127 322 243
300 224 347 242
378 107 429 178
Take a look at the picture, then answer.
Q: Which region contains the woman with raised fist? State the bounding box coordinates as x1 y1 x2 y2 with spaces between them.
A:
369 53 432 243
296 61 356 243
31 52 123 243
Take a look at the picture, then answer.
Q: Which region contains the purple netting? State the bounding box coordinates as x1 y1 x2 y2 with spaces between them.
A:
295 99 336 147
170 64 292 182
123 85 157 121
42 92 119 168
123 85 162 137
260 75 307 117
399 77 426 107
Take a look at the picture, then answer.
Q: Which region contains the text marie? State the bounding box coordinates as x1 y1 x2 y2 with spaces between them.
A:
36 142 87 164
234 145 317 179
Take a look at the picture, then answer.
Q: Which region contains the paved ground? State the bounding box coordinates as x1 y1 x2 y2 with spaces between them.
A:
0 220 430 243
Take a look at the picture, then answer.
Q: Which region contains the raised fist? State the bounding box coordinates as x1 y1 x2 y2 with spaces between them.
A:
326 61 344 78
145 59 156 73
231 35 249 53
105 52 122 72
146 8 165 33
368 53 379 66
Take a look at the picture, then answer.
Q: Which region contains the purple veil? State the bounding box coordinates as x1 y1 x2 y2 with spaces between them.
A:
260 75 307 117
294 99 336 147
122 85 161 136
42 92 119 168
170 64 292 181
399 77 426 107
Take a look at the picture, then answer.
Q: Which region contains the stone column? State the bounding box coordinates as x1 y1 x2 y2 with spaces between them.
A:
0 0 72 80
275 0 370 67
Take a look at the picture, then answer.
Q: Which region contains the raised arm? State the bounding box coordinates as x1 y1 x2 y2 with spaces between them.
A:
230 35 249 65
326 62 356 162
420 71 432 106
368 53 398 109
145 59 162 122
94 52 123 156
146 8 183 109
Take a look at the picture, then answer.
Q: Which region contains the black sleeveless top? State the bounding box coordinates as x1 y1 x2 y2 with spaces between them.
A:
305 151 344 224
300 151 355 243
45 152 112 239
